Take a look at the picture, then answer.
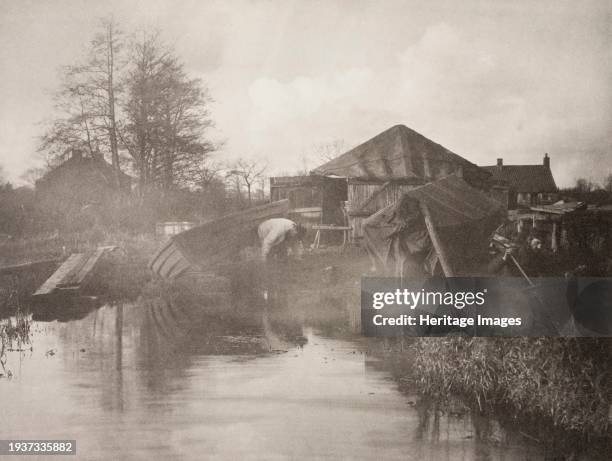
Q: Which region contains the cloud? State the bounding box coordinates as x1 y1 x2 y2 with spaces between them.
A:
213 67 374 173
210 18 611 182
248 67 372 131
1 2 610 186
232 23 508 173
396 23 498 109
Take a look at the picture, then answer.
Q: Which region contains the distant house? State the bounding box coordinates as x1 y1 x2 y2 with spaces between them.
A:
36 148 131 225
482 154 558 209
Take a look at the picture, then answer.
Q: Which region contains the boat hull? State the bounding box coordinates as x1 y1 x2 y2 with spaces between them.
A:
149 200 289 279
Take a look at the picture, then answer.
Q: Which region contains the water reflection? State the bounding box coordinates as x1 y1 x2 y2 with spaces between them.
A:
0 279 546 460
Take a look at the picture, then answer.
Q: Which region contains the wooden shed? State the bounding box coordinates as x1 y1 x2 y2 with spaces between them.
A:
311 124 491 241
269 175 347 234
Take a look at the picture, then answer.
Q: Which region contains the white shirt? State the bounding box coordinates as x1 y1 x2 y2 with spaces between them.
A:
258 218 298 260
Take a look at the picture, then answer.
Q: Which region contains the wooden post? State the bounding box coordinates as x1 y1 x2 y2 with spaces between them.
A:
115 303 123 371
420 202 455 277
551 221 558 252
115 303 124 411
509 254 535 287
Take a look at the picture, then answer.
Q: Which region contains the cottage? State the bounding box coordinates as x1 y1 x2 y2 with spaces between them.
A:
37 148 131 195
310 124 491 241
36 148 131 226
482 154 558 209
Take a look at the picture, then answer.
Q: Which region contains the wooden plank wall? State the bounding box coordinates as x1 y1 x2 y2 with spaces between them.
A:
347 183 417 240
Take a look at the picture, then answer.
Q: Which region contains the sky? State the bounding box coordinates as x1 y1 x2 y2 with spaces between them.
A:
0 0 611 187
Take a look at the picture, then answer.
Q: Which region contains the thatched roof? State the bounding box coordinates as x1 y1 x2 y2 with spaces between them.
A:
38 155 131 190
311 124 489 184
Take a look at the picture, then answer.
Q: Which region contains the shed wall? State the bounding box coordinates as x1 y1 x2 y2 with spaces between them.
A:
347 182 419 240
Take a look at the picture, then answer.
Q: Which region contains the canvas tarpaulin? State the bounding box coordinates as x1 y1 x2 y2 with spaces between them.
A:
362 175 505 276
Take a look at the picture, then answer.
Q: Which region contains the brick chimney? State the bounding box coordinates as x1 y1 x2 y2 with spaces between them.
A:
496 158 503 168
543 153 550 168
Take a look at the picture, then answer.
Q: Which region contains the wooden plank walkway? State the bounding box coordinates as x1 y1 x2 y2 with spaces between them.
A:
33 253 86 296
32 247 115 297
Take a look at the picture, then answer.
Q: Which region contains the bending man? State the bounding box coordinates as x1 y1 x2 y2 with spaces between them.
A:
258 218 305 262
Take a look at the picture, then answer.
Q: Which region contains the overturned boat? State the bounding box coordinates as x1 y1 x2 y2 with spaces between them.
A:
149 199 289 279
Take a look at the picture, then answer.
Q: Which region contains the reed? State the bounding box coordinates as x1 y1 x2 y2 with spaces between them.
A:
410 336 611 440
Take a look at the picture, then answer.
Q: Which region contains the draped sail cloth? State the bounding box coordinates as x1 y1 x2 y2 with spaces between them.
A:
362 175 505 276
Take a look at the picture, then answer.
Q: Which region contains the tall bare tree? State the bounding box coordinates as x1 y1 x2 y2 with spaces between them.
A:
92 17 123 185
227 159 267 205
120 31 215 193
155 58 215 189
40 72 103 165
40 17 125 187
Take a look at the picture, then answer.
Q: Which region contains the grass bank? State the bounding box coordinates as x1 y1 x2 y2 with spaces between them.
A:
376 335 611 457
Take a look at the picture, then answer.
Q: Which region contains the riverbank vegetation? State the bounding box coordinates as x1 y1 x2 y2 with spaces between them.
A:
411 337 610 436
284 251 612 453
370 333 612 456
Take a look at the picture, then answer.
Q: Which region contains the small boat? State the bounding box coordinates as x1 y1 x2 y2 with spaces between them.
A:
149 199 289 279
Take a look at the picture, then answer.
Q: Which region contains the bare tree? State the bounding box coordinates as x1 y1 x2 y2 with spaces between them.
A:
40 17 125 186
39 20 217 200
603 173 612 193
92 17 123 185
39 74 104 165
313 139 348 164
120 31 215 193
155 60 215 189
575 178 596 193
227 159 267 205
195 161 224 192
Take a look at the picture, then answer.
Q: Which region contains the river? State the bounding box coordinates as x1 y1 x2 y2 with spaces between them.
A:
0 292 546 460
